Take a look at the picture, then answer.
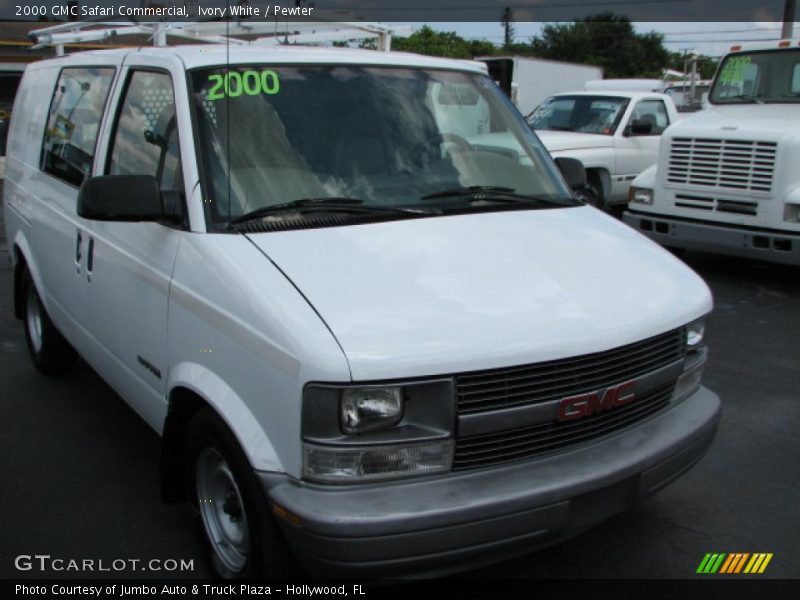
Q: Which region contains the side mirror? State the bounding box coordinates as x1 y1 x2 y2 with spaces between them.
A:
555 157 587 191
628 118 654 136
77 175 175 222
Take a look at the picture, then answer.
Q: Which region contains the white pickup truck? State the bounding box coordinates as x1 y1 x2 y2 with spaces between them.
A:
526 91 681 209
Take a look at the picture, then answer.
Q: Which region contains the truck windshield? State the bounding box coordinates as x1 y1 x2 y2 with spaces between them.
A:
526 95 628 135
190 66 571 227
710 49 800 103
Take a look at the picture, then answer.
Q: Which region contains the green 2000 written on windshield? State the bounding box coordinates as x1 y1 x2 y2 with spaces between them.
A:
207 70 281 100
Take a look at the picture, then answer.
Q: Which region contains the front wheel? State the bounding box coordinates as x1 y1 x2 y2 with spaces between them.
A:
185 408 300 579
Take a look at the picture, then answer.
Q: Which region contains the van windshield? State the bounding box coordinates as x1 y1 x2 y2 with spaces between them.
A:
190 66 572 228
710 49 800 103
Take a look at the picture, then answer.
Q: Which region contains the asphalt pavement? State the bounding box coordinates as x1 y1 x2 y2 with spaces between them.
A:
1 204 798 580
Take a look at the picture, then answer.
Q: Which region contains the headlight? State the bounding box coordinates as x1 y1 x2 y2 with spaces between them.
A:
629 187 654 205
674 317 708 403
303 441 453 482
672 358 705 404
341 387 403 434
303 380 455 482
687 319 706 350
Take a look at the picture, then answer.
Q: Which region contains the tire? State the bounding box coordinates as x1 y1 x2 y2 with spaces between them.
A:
185 408 300 579
21 267 77 375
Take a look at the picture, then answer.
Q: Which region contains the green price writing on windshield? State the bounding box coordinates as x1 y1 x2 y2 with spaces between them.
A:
207 70 280 100
719 56 751 84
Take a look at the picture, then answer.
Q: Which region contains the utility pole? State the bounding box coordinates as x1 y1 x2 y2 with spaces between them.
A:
782 0 796 39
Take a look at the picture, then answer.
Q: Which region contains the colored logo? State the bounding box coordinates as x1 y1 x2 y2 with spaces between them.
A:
696 553 773 574
557 380 635 421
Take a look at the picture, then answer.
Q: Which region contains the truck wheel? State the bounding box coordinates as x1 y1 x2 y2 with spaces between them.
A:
21 267 77 375
185 408 300 579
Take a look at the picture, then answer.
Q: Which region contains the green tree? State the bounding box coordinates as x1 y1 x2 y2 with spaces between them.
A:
530 13 670 78
392 26 496 59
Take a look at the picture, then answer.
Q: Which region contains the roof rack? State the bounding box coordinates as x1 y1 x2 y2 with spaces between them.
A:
28 19 406 55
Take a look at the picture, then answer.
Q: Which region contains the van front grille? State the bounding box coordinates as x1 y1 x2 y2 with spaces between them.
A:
455 328 685 415
452 382 675 470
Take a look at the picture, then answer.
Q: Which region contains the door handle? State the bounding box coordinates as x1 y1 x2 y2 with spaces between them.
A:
75 230 82 273
86 238 94 281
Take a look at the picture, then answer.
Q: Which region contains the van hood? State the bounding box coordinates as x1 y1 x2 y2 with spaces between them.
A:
535 130 614 152
246 207 711 381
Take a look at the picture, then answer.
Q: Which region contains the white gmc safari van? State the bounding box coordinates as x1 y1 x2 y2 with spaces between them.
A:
4 44 720 579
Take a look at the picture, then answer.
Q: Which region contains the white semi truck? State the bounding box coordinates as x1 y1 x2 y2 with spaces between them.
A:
624 40 800 265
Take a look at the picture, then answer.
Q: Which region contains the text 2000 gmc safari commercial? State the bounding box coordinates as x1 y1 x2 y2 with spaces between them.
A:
3 45 720 578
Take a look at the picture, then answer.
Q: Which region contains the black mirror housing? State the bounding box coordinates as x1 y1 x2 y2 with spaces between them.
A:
554 157 587 191
629 118 654 135
77 175 163 222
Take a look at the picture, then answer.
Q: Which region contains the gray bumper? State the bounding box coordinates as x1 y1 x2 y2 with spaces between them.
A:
623 210 800 265
260 386 720 578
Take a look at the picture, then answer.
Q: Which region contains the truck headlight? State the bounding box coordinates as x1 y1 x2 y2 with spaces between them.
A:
784 203 800 223
686 318 706 350
629 187 654 205
672 358 705 404
674 317 708 403
341 387 403 434
303 441 453 482
302 380 455 482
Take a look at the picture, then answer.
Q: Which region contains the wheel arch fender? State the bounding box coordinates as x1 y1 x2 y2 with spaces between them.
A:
162 362 283 503
632 163 658 189
11 232 44 320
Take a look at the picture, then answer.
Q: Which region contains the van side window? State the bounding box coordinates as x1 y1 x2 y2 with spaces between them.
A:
41 67 115 186
107 71 182 196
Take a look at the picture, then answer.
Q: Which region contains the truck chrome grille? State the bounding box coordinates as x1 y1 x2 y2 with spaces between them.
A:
455 328 685 415
667 137 777 195
452 383 675 470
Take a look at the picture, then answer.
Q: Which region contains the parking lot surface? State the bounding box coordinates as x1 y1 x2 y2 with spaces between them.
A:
1 205 798 579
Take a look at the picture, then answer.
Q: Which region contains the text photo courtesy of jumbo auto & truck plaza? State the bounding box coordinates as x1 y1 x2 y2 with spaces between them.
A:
0 0 798 597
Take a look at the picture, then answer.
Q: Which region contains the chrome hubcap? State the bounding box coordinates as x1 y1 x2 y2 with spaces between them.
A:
26 285 43 354
196 448 249 573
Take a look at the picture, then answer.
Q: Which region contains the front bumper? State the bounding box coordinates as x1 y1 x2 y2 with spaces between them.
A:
260 386 720 578
623 210 800 265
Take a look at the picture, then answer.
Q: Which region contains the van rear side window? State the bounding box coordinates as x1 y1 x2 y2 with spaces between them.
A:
41 67 114 186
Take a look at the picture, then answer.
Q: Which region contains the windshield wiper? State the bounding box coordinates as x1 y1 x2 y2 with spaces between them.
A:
232 197 437 225
421 186 516 200
420 186 577 207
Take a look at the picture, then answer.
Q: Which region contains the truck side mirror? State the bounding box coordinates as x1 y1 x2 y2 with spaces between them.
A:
555 157 587 191
628 118 654 136
77 174 170 222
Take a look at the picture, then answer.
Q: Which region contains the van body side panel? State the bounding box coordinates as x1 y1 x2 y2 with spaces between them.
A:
167 234 351 475
3 65 98 362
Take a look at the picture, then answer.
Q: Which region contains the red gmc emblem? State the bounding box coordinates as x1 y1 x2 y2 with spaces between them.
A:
556 380 636 421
